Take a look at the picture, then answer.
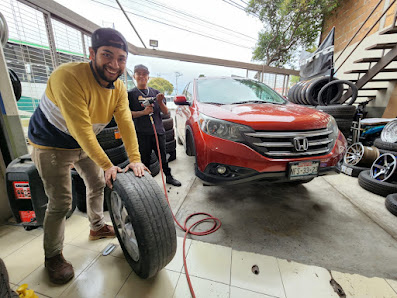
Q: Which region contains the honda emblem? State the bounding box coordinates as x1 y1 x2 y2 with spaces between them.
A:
293 137 309 151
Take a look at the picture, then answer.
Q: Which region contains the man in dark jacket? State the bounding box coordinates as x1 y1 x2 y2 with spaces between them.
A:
128 64 181 186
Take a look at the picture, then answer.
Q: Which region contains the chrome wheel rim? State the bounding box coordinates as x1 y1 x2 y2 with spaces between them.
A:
110 191 139 261
344 143 364 166
370 153 397 182
381 120 397 143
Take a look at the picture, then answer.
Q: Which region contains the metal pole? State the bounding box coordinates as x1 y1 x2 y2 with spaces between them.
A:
43 12 59 68
115 0 147 48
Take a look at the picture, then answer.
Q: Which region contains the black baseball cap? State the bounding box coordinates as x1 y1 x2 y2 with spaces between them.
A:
134 64 149 74
91 28 128 53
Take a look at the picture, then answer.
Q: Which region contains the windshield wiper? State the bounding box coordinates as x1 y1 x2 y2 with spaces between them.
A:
203 102 224 105
230 100 265 104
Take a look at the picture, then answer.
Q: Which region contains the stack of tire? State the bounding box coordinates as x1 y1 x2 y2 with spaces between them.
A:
71 118 160 213
288 77 358 139
358 133 397 217
162 112 177 162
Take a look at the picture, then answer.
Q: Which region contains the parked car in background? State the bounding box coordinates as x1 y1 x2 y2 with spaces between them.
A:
174 77 347 185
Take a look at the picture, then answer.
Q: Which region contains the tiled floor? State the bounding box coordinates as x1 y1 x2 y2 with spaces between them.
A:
1 214 397 298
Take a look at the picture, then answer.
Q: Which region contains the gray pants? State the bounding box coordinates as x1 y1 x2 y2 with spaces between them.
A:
32 147 106 258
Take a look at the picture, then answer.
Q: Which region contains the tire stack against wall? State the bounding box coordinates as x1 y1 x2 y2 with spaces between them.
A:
355 121 397 217
71 118 159 213
162 112 177 162
287 77 358 139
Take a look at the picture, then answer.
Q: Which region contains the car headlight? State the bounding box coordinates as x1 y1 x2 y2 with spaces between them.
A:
327 116 339 147
199 113 254 142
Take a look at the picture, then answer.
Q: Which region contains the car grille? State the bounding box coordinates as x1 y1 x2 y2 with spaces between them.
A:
244 128 334 158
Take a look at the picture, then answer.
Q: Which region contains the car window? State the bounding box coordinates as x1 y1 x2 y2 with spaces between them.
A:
185 82 193 102
196 78 286 105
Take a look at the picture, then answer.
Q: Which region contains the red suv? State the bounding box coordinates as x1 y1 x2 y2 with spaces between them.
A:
174 77 347 184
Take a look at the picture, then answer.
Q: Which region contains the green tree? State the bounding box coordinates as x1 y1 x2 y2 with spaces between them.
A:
246 0 339 67
148 77 174 95
289 75 300 86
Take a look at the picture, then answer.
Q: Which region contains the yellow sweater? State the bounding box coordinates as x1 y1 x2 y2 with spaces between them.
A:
28 62 140 171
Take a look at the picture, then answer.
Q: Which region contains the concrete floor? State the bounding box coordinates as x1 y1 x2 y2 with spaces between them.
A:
158 142 397 281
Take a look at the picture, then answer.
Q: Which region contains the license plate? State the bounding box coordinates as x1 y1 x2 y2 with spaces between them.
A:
288 161 319 179
341 164 352 176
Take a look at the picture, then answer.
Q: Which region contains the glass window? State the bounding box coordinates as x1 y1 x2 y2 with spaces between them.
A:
186 82 194 102
197 78 286 105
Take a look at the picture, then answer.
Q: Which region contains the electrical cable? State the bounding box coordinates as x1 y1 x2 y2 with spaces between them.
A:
91 0 255 49
222 0 259 18
121 0 257 41
149 114 221 298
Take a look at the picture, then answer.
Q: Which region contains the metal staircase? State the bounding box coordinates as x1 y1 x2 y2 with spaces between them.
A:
339 6 397 103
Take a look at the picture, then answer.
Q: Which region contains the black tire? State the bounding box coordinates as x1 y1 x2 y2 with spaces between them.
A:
300 81 312 105
293 82 305 104
317 80 357 106
166 139 176 153
9 69 22 101
167 150 176 162
287 84 298 103
150 151 158 164
306 77 343 106
161 112 171 119
341 162 368 177
163 118 174 131
165 129 175 142
316 105 356 119
105 117 117 128
106 172 177 278
374 138 397 152
379 148 397 155
117 159 130 169
336 119 352 137
358 170 397 197
385 193 397 216
97 127 123 150
149 159 160 177
105 144 128 165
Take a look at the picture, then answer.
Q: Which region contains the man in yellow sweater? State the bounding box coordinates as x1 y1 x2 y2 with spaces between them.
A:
28 28 146 285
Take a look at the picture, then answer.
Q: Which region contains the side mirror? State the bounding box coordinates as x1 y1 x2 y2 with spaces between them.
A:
174 95 190 105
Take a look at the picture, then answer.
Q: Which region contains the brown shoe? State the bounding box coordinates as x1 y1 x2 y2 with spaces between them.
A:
89 224 116 241
44 253 74 285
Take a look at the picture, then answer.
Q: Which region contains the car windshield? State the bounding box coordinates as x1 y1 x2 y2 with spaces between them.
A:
197 78 286 105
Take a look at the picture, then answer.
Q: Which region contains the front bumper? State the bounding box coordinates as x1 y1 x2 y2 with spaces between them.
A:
193 130 346 185
196 161 342 185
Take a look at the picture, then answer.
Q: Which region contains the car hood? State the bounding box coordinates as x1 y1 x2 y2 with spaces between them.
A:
197 102 330 130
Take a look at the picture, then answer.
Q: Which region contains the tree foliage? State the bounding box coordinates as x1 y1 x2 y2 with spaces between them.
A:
246 0 339 67
148 77 174 95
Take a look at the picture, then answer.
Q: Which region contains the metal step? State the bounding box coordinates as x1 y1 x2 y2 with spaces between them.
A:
379 26 397 35
343 87 387 91
354 57 382 63
344 68 397 74
365 43 396 50
355 95 376 98
349 78 397 83
354 56 397 63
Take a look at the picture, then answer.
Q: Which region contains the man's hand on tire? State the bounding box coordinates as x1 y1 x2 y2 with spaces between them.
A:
124 162 150 177
105 166 123 189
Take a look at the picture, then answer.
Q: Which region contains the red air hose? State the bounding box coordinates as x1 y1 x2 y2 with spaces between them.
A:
150 116 221 298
